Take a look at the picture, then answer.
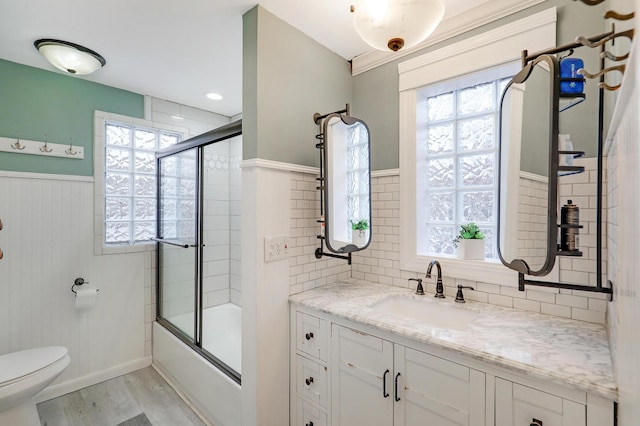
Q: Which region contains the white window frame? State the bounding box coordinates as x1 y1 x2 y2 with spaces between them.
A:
398 8 557 286
93 111 189 255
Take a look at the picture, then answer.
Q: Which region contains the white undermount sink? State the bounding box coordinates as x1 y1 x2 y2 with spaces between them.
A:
370 296 478 331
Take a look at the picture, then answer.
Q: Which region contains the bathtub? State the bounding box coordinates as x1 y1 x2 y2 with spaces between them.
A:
153 303 242 425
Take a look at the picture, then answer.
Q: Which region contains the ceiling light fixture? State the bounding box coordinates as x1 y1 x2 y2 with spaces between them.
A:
206 92 223 101
34 39 106 75
350 0 445 52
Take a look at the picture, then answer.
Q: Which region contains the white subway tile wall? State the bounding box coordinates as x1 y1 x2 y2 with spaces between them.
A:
338 171 607 324
288 172 351 295
558 157 607 286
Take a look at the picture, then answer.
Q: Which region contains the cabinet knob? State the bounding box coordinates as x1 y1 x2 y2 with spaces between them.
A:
305 332 314 340
306 422 314 426
305 377 314 386
530 419 543 426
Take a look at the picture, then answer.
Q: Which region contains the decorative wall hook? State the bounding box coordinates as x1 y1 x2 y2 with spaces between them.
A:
599 82 622 91
577 63 626 79
39 134 53 153
604 10 635 21
11 131 25 150
577 64 626 91
601 50 629 61
576 28 634 48
65 138 78 156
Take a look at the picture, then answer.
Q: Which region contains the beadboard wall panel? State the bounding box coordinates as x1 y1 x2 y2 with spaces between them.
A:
0 174 147 400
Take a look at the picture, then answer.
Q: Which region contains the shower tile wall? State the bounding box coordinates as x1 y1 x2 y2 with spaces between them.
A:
229 139 242 306
202 137 242 308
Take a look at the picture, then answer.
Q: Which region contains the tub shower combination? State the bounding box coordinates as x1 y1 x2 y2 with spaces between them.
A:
152 121 243 425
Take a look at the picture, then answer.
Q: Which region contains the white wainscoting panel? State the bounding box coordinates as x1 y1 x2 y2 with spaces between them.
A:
0 174 147 400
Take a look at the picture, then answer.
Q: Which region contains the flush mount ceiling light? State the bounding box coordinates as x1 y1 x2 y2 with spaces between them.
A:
206 92 223 101
350 0 445 52
34 39 106 75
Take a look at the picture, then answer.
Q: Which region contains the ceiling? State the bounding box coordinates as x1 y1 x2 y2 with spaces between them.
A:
0 0 485 118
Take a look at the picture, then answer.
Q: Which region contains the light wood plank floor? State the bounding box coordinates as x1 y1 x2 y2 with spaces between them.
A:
37 367 207 426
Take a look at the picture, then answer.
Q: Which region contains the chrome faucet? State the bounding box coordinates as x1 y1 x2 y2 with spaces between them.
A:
426 260 445 298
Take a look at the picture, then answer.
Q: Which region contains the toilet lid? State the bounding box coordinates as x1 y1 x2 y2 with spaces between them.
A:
0 346 68 385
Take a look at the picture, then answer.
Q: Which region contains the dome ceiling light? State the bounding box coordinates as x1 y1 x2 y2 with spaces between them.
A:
350 0 445 52
34 39 106 75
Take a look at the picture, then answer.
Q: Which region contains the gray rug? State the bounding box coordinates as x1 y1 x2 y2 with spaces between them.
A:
117 413 153 426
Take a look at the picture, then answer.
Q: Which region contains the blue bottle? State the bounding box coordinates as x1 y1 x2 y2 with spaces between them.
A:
560 58 585 94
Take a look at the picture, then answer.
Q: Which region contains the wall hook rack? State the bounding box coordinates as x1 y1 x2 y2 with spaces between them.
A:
0 133 84 159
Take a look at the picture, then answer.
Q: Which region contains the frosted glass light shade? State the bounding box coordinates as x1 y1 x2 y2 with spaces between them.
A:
34 39 106 75
352 0 445 51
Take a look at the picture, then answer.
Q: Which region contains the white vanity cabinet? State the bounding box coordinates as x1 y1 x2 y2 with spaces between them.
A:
331 324 486 426
292 311 330 426
290 304 615 426
495 378 585 426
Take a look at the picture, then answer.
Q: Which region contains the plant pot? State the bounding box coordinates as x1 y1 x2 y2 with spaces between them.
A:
456 239 485 260
352 229 369 247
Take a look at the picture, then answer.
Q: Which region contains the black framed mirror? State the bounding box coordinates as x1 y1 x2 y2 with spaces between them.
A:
323 113 372 255
497 54 560 276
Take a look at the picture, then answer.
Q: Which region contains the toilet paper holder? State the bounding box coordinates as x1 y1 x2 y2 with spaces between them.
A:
71 278 99 294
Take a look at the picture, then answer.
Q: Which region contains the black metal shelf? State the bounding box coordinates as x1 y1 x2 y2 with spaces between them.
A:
558 165 585 176
559 92 586 112
558 150 585 159
556 250 583 257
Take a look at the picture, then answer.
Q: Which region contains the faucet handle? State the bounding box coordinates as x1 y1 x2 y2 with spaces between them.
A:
455 285 475 303
408 278 425 295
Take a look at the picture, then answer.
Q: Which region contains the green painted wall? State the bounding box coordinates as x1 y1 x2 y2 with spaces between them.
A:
353 0 607 170
0 59 144 176
243 6 353 167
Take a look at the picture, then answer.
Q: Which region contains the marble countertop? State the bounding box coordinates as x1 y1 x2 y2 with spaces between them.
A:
289 279 617 401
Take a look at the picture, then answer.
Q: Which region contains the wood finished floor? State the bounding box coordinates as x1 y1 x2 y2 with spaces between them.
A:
37 367 207 426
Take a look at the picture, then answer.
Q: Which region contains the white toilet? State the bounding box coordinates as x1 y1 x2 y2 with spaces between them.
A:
0 346 70 425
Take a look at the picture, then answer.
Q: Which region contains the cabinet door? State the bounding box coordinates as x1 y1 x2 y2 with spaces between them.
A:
495 378 585 426
394 345 485 426
331 324 394 426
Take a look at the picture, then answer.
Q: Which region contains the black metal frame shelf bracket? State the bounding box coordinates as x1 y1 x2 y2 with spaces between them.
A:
518 273 613 301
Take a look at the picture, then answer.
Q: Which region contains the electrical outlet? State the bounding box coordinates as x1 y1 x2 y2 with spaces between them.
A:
264 235 290 262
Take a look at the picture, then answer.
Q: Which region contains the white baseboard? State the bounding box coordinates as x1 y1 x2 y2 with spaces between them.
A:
35 356 153 403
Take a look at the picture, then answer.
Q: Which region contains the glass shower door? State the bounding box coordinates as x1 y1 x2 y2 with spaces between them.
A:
157 146 200 340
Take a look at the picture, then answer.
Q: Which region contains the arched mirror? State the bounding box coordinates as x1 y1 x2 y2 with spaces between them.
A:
323 113 372 254
497 55 560 276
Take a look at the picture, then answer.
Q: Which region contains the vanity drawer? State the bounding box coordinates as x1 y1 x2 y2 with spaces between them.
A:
296 311 328 361
296 354 328 408
297 397 327 426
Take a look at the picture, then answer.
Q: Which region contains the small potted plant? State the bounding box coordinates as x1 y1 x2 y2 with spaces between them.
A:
453 222 485 260
350 219 369 247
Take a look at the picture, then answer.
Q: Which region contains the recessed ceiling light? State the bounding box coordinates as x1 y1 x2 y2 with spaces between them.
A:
206 92 223 101
34 39 106 75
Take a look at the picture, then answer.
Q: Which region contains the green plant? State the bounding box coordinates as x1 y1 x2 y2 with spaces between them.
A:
350 219 369 231
452 222 485 248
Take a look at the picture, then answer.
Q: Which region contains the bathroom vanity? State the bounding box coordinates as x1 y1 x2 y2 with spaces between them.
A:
289 280 616 426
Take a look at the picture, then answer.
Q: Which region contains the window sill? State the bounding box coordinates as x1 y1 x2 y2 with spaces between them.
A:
97 242 156 256
401 254 519 287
